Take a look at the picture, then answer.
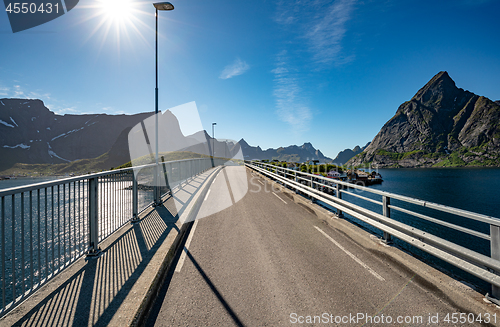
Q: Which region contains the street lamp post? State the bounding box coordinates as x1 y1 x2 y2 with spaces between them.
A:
212 122 217 159
152 2 174 206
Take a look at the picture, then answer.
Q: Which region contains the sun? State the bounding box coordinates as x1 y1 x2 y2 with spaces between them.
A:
78 0 152 55
98 0 134 23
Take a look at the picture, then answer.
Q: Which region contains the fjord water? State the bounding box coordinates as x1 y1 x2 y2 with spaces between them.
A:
331 167 500 291
0 177 60 190
372 168 500 219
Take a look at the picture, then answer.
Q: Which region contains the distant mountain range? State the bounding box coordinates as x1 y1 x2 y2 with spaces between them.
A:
0 98 362 175
332 143 370 165
348 71 500 168
238 139 333 163
0 99 246 175
0 99 154 173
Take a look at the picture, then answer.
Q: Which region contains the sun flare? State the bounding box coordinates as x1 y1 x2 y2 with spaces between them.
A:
78 0 152 55
98 0 134 22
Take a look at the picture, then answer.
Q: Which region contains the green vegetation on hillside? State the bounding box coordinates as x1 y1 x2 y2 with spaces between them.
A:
266 161 343 174
375 149 426 161
372 147 500 168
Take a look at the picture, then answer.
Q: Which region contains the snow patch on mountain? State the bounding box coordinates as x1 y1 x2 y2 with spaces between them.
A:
0 119 15 128
4 143 30 149
10 117 18 127
51 127 85 141
0 101 4 106
52 133 66 140
63 127 85 138
47 142 70 162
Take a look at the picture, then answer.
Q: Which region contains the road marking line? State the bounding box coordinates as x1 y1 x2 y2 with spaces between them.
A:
204 189 211 202
314 226 385 282
212 173 219 185
175 219 199 273
258 180 264 185
272 192 287 204
222 167 235 205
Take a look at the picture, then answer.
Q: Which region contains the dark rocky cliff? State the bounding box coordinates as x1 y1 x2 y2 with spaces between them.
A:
0 98 153 171
347 72 500 167
332 142 370 165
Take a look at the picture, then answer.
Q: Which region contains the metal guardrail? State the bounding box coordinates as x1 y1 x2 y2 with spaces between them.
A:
246 161 500 303
0 157 224 317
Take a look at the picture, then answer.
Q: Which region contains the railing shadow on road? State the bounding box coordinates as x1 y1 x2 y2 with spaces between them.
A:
185 251 245 327
9 172 212 327
145 234 246 327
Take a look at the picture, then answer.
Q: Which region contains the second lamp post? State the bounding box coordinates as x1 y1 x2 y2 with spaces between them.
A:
152 2 174 206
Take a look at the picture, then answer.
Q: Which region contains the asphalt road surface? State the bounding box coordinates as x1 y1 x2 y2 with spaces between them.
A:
147 166 484 326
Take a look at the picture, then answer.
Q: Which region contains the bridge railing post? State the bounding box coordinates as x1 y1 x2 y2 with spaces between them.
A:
489 225 500 302
294 171 299 194
131 170 139 223
309 175 316 203
382 195 392 244
336 183 343 218
87 176 101 256
153 163 159 206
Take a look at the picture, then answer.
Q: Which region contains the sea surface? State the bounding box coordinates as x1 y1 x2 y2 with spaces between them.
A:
0 176 62 190
318 167 500 292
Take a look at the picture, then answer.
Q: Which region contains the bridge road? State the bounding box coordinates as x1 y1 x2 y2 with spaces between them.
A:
147 166 482 326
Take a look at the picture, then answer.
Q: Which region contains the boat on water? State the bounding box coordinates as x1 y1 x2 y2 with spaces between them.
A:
346 170 383 186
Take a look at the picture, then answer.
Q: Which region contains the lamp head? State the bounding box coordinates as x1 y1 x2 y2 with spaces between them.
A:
153 2 174 10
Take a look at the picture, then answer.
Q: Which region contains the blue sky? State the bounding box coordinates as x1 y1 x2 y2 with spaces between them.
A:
1 0 500 159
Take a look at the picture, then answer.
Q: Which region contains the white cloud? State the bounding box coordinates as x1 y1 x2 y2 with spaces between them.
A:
0 87 8 96
275 0 356 66
270 0 357 133
52 106 77 114
272 51 312 134
13 85 25 97
29 91 51 100
219 58 250 79
306 0 356 65
0 83 84 115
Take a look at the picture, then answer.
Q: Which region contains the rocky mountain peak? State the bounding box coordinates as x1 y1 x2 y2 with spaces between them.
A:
411 71 466 113
347 72 500 168
301 142 315 151
238 138 249 147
